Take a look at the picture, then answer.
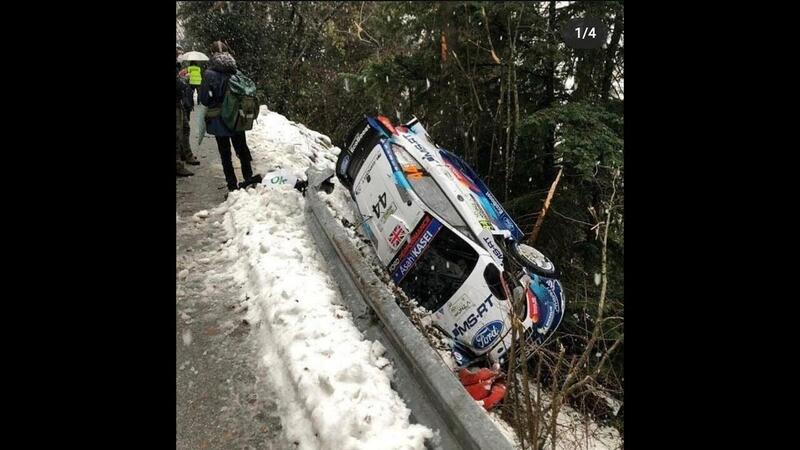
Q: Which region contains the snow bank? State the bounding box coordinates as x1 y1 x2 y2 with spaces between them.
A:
215 109 433 449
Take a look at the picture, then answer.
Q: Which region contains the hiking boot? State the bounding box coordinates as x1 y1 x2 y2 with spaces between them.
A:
238 174 263 190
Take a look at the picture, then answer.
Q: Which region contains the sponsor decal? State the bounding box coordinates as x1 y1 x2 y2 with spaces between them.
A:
406 136 436 162
479 232 504 267
447 294 472 318
467 195 493 229
388 214 433 272
472 321 504 350
269 175 288 185
451 295 495 338
349 124 371 153
389 216 443 283
388 223 407 249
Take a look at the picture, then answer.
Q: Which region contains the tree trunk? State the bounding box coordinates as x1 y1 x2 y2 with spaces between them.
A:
601 10 623 103
542 1 557 182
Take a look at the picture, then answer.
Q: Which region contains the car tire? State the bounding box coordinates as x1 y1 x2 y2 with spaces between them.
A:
511 243 557 277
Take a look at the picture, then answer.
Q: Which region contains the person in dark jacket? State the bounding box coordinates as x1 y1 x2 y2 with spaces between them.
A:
177 76 194 177
199 41 254 192
176 46 194 177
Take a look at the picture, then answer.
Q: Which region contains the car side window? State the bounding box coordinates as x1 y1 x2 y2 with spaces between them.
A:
399 225 480 312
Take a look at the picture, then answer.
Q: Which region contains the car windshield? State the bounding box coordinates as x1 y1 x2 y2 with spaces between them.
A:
399 224 480 312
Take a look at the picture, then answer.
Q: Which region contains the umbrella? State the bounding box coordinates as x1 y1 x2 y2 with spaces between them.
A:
195 104 208 147
178 51 209 62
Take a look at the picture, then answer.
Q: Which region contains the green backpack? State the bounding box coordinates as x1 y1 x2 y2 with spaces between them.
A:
221 70 258 132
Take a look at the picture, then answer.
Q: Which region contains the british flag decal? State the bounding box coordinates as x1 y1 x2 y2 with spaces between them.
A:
388 224 407 249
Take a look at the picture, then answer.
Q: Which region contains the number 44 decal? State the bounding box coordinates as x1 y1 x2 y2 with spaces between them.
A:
372 192 387 218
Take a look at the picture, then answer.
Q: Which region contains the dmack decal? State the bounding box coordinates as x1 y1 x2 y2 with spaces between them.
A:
451 295 494 338
472 321 504 350
405 136 435 162
390 217 443 283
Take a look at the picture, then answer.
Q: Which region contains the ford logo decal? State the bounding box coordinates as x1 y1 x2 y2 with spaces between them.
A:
472 321 503 349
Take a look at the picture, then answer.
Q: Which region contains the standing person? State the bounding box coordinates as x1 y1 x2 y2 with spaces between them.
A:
199 41 254 192
176 47 199 171
186 60 203 106
176 70 194 177
180 68 200 166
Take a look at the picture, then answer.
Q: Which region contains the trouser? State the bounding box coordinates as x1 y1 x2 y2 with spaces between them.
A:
215 132 253 190
176 104 191 171
188 84 199 106
181 108 194 161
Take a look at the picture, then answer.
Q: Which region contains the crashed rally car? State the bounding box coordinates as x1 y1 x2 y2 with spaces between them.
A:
335 115 565 371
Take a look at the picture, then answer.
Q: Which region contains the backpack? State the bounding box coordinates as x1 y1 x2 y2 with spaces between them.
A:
221 70 258 132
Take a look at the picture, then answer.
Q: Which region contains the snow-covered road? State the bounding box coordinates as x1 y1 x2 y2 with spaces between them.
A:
177 112 289 450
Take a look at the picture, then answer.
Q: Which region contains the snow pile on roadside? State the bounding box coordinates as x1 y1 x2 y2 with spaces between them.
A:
246 107 338 178
214 109 434 449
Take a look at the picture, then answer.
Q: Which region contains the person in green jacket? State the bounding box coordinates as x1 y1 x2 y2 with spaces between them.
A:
186 60 203 106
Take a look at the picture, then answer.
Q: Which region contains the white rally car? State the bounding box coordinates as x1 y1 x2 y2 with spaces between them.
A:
335 115 565 367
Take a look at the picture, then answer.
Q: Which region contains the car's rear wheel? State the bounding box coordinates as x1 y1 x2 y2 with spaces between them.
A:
511 243 556 277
